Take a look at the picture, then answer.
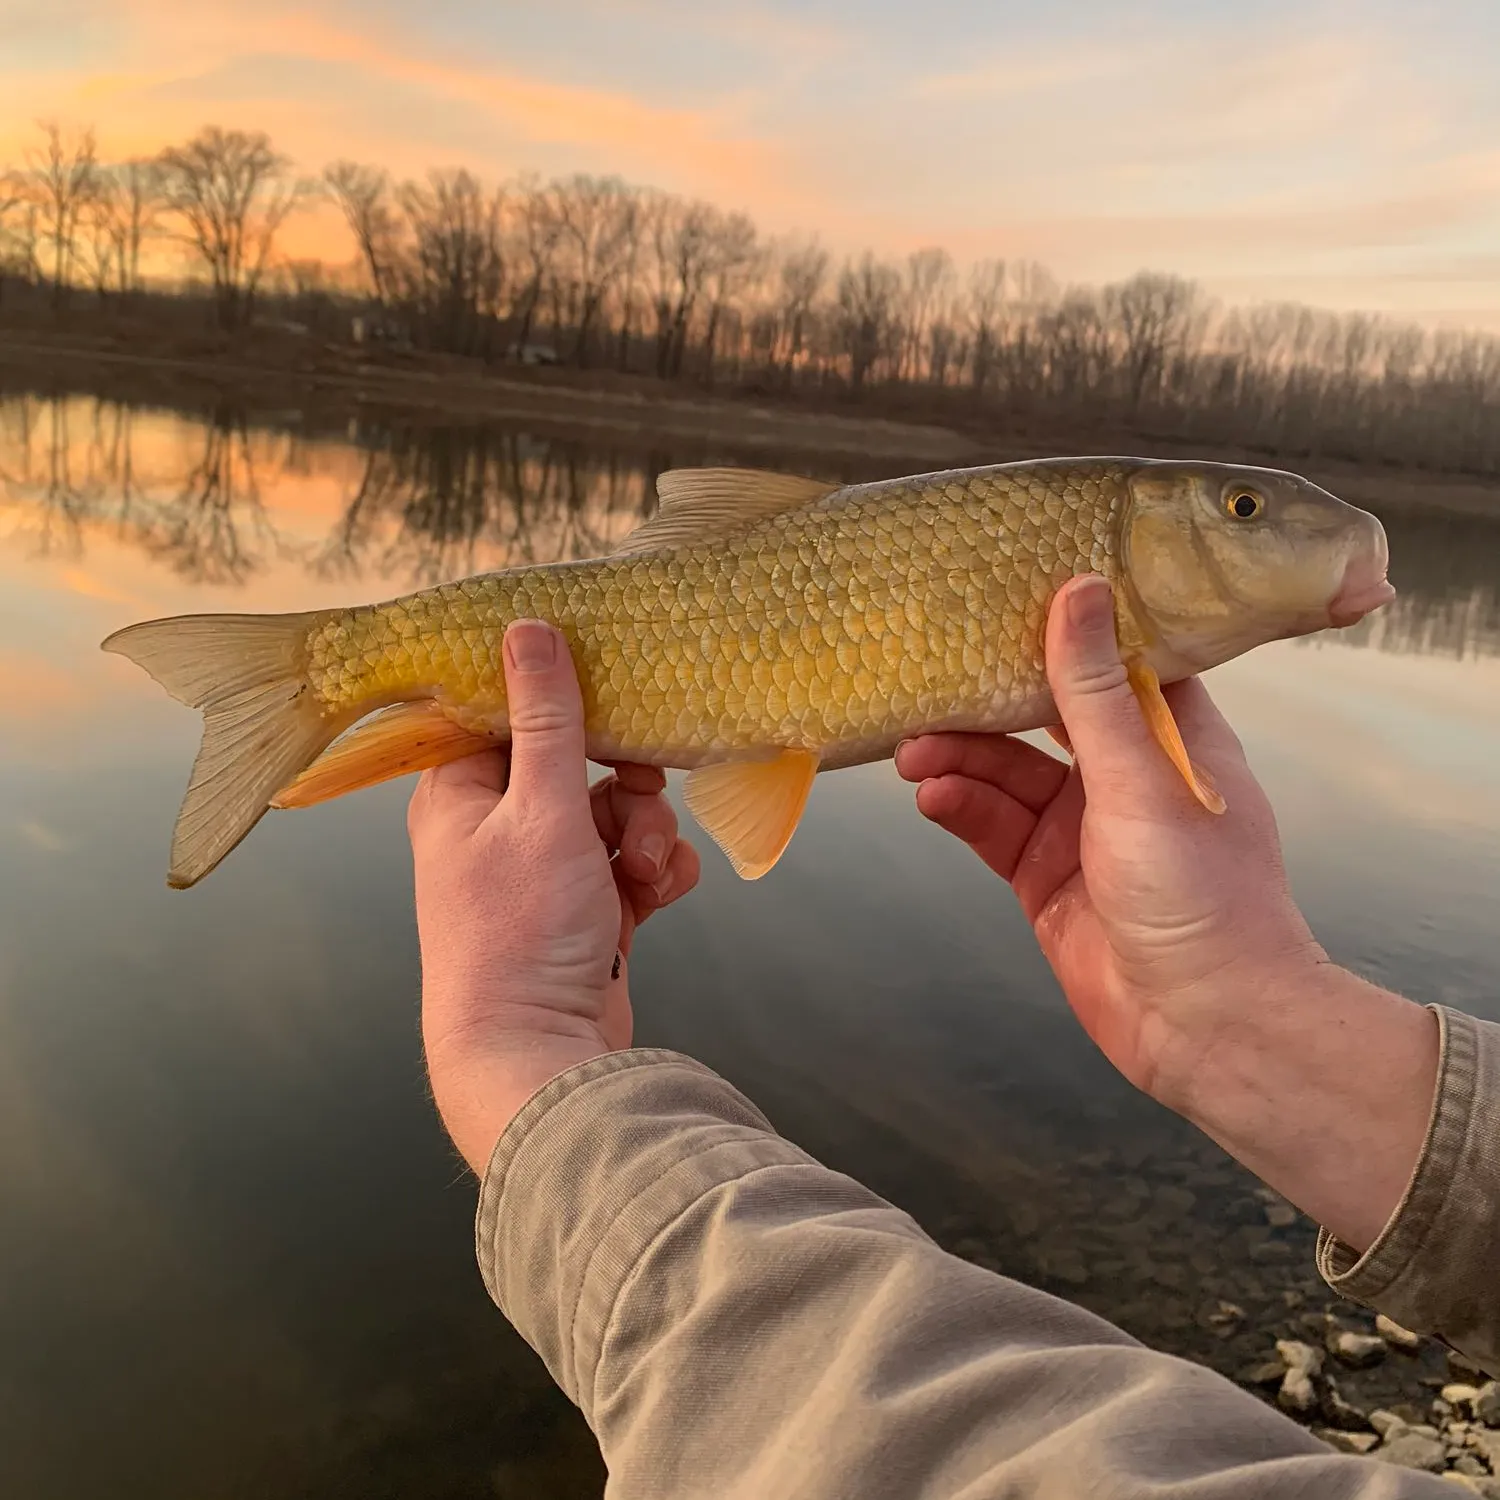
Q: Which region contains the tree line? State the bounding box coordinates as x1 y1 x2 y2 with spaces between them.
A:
4 120 1500 477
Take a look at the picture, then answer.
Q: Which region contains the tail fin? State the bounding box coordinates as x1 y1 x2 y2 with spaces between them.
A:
102 610 351 889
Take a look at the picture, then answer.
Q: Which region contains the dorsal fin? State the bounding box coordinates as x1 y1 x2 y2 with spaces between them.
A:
611 468 840 557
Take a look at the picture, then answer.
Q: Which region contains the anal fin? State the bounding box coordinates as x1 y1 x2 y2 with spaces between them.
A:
271 702 495 810
1126 661 1226 814
683 749 820 879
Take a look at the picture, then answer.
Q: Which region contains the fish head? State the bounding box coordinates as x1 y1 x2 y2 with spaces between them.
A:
1121 460 1395 672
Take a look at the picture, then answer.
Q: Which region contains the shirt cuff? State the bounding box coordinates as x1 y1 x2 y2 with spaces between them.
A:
1316 1004 1500 1370
473 1047 819 1418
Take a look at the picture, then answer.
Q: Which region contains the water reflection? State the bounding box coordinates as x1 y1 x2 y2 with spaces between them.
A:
0 392 666 593
4 390 1496 658
1 389 1498 1500
313 426 664 585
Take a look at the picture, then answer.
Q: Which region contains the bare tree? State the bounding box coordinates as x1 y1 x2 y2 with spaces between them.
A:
79 170 122 297
699 210 760 385
396 168 505 356
0 170 23 239
325 160 401 305
647 194 714 378
835 253 901 391
964 259 1009 396
546 175 637 367
900 247 955 382
156 127 307 329
27 121 100 305
1106 271 1201 413
774 239 827 386
611 201 646 372
112 160 163 297
0 171 27 306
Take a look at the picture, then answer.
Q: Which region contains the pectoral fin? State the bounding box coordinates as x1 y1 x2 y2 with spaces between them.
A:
683 749 820 879
1125 661 1226 815
270 702 495 810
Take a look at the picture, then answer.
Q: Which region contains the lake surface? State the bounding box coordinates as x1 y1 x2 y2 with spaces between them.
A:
2 389 1497 1499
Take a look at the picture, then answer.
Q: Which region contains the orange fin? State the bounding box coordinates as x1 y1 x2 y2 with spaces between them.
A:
682 749 820 879
1126 661 1226 815
270 702 495 810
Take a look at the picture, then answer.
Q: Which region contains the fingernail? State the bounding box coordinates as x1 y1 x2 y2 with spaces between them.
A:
506 620 557 672
651 870 674 904
637 832 666 875
1067 576 1113 634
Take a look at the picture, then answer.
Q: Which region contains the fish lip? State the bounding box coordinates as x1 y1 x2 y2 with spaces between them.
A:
1327 578 1397 627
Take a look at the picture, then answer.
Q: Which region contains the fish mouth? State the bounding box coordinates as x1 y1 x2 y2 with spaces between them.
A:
1326 515 1395 627
1327 575 1397 627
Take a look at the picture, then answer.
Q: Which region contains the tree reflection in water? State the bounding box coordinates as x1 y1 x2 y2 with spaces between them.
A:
1 390 1496 660
313 422 664 587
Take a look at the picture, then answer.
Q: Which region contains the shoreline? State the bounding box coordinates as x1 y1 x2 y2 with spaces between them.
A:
916 1126 1497 1487
3 331 1499 518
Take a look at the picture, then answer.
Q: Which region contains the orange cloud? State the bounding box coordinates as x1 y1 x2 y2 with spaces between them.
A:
3 0 781 204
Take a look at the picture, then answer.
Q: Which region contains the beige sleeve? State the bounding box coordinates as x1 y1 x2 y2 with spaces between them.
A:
476 1048 1448 1498
1318 1004 1500 1376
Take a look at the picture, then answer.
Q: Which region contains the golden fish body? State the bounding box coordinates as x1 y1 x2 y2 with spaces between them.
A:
102 458 1394 888
308 461 1129 772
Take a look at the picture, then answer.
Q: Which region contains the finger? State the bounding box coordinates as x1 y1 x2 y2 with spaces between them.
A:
1162 674 1240 759
659 838 700 905
617 838 700 936
427 746 509 795
896 732 1068 815
408 748 509 843
603 761 667 796
499 620 590 816
914 774 1038 881
1009 770 1086 927
1046 575 1168 806
592 778 681 883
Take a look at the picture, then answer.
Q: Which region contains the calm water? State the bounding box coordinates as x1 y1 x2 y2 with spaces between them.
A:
2 391 1498 1499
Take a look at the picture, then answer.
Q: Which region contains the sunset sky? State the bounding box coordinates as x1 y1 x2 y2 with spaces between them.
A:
3 0 1500 326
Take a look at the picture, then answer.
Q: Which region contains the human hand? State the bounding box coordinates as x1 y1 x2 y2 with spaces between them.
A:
894 574 1327 1112
408 619 700 1173
897 575 1440 1250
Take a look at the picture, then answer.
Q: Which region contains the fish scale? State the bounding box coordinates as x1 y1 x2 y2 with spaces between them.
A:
304 463 1125 765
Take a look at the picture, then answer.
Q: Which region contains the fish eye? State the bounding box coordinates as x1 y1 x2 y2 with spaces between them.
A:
1227 491 1263 520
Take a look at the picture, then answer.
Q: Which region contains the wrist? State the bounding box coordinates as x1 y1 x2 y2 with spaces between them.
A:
425 1017 613 1174
1158 959 1440 1251
1142 944 1332 1119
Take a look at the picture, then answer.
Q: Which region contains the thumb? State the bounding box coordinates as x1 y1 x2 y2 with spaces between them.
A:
500 619 590 813
1046 575 1159 799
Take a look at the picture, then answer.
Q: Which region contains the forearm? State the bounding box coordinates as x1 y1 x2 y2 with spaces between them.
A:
1170 968 1500 1375
1173 962 1440 1252
477 1049 1446 1498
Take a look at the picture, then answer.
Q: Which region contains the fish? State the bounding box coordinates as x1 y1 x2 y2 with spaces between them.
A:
101 457 1395 889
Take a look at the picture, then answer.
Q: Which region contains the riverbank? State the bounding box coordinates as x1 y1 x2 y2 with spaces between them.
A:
3 326 1499 519
0 327 973 465
929 1128 1498 1489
